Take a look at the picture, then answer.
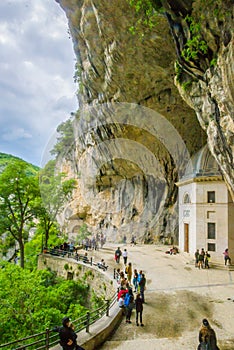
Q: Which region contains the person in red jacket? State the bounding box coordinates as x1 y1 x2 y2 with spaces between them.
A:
117 286 128 300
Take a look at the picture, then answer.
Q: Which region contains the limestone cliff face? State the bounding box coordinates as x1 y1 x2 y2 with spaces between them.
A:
54 0 233 242
170 0 234 200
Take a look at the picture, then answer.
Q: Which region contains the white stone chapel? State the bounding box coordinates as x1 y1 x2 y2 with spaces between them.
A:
176 145 234 262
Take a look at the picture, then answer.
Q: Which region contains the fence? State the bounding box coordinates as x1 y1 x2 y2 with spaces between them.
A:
0 292 117 350
43 249 108 271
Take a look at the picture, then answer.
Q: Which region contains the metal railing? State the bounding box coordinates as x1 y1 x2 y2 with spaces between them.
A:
0 292 117 350
43 249 108 271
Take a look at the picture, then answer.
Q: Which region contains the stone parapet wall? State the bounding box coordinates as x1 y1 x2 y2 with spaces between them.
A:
38 254 115 299
38 253 123 349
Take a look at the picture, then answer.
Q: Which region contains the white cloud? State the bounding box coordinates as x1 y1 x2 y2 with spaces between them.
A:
2 127 32 141
0 0 77 166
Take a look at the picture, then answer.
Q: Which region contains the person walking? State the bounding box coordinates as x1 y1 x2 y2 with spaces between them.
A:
135 293 144 326
223 248 231 265
197 318 220 350
115 247 122 263
122 248 128 265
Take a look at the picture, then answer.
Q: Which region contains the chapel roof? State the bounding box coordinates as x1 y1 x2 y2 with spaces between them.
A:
181 144 222 181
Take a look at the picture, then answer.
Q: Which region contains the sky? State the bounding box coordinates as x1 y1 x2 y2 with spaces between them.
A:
0 0 78 166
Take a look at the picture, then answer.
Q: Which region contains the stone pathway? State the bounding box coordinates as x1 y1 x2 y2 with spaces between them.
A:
87 243 234 350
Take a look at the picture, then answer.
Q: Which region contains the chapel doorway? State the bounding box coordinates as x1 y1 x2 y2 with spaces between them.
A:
184 223 189 252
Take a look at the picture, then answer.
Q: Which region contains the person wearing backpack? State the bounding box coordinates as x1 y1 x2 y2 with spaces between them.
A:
124 288 133 308
125 294 135 323
124 291 131 308
197 319 220 350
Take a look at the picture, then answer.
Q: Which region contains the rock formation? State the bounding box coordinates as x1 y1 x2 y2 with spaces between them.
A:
54 0 233 243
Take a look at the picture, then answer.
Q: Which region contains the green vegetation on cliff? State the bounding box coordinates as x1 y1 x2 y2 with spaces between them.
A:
128 0 232 79
50 117 75 158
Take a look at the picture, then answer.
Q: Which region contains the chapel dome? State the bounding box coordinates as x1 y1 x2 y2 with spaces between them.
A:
182 144 222 180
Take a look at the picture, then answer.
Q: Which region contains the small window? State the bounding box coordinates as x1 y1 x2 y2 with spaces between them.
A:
183 193 191 204
207 211 215 219
207 223 216 239
207 191 215 203
207 243 216 252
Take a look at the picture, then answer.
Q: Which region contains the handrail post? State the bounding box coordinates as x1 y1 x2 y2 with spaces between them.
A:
113 268 116 279
86 312 90 332
106 299 110 316
45 328 50 349
91 257 93 266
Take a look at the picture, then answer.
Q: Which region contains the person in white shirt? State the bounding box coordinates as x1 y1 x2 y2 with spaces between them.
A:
118 295 125 308
122 249 128 265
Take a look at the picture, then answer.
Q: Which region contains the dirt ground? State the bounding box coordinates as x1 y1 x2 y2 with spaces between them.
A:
86 244 234 350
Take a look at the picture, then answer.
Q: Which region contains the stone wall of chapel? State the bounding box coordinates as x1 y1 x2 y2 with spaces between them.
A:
178 183 196 254
178 180 234 261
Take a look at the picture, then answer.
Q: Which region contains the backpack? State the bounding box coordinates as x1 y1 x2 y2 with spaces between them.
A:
137 274 142 282
124 293 131 307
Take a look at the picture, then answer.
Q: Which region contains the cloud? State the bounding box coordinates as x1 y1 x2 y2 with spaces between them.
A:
0 0 77 166
2 127 32 141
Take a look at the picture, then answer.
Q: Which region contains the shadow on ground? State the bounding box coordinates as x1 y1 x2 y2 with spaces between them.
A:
107 290 221 341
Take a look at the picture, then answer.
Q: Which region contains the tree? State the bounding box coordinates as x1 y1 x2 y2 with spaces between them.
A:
0 262 89 345
50 117 75 158
38 160 76 249
0 160 40 268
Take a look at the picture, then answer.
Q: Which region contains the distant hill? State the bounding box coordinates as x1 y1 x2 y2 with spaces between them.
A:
0 153 40 175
